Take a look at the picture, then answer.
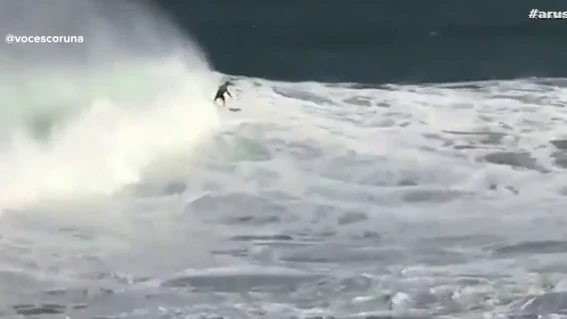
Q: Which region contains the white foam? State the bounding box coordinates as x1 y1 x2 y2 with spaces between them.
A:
0 68 220 209
0 0 222 210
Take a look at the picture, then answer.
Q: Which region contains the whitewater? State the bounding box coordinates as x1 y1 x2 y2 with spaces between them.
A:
3 0 567 318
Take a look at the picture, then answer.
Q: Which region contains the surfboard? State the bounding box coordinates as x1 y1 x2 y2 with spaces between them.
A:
228 108 241 112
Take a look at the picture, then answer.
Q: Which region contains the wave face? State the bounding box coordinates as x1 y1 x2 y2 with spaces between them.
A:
2 1 567 319
0 0 221 208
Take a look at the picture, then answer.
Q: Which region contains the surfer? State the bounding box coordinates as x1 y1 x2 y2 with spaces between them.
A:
213 81 233 107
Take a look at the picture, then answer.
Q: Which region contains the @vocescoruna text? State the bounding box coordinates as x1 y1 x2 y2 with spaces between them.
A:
5 34 84 44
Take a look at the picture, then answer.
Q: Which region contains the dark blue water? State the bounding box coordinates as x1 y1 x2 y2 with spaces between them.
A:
155 0 567 84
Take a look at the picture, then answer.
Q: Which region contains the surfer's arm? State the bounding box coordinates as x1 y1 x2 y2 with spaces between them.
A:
226 90 233 98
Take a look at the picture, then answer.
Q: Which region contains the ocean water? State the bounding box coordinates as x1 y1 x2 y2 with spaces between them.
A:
1 0 567 318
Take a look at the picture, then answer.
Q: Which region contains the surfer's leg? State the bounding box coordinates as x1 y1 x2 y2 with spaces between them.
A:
214 92 225 106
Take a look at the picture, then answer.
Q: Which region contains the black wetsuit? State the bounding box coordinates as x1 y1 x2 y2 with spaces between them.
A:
214 83 232 105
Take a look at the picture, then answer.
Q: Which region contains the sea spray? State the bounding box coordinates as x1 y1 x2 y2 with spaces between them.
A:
0 0 220 209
